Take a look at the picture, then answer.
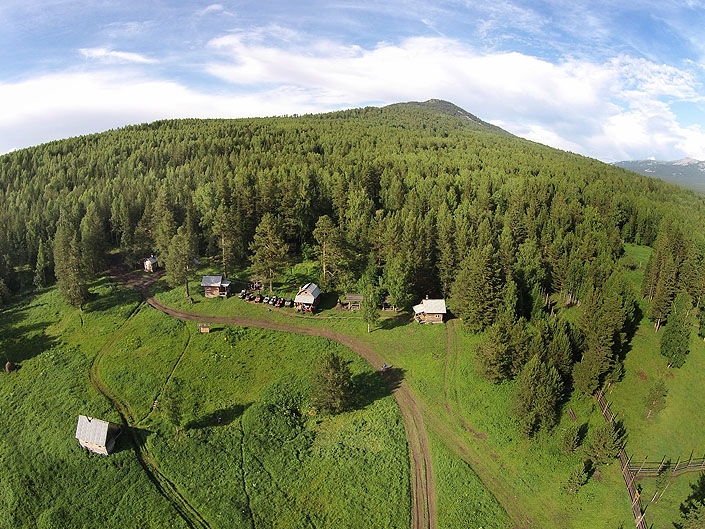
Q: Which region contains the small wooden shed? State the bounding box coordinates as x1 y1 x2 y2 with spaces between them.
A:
294 282 321 311
143 256 158 273
201 276 232 298
75 415 122 455
345 293 363 311
197 323 211 333
412 298 447 324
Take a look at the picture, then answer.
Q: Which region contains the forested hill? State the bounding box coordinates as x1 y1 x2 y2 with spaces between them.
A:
1 99 705 331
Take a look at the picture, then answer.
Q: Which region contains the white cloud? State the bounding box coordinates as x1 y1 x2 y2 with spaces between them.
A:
2 29 703 162
80 47 157 64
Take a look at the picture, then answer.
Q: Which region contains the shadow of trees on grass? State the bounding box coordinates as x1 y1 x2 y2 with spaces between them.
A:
351 367 405 410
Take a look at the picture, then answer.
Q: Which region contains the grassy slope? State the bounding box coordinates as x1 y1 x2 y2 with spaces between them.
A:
0 282 189 529
607 244 705 528
157 263 635 529
0 278 410 529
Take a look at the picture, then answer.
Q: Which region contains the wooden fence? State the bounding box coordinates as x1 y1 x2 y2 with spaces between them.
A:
627 456 705 478
595 390 648 529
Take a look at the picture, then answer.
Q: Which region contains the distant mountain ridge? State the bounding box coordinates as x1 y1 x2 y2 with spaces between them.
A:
614 158 705 193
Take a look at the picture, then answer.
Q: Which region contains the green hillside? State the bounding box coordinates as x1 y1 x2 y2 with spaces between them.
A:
3 100 705 528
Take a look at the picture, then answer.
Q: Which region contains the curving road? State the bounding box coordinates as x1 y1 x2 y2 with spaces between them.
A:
127 272 436 529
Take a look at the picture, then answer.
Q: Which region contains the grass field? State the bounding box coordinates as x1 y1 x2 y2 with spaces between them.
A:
4 246 705 529
0 277 410 529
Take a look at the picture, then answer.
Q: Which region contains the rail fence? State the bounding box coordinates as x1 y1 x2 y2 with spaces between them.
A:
595 390 648 529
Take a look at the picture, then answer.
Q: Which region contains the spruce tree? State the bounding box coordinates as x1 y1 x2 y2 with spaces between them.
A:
165 226 195 297
512 354 563 437
660 291 692 368
249 213 288 294
53 212 89 308
311 351 354 414
449 243 503 332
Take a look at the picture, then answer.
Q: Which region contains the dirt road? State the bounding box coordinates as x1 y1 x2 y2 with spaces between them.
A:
131 274 436 529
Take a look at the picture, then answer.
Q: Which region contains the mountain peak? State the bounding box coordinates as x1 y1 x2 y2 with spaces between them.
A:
386 99 510 135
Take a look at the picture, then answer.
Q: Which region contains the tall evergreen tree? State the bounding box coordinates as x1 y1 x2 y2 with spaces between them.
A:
449 243 503 332
360 280 381 333
660 291 692 368
165 226 196 298
311 351 354 414
249 213 288 294
33 238 49 288
512 354 563 437
80 203 107 277
53 212 89 308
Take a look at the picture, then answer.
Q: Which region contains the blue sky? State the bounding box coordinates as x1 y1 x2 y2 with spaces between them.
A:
1 1 704 162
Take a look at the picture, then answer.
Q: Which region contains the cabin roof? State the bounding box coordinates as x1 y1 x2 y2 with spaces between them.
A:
201 275 224 287
75 415 112 447
294 282 320 304
413 298 446 314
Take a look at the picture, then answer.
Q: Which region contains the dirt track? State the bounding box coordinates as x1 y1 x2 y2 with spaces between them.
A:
130 274 437 529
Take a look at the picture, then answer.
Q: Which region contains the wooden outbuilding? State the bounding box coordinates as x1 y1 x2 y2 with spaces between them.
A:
382 295 397 312
294 282 321 312
197 323 211 333
345 293 363 311
412 298 447 324
201 276 232 298
143 256 158 273
75 415 122 455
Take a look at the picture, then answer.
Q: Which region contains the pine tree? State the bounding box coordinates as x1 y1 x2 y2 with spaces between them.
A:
153 186 177 262
311 351 354 414
360 281 380 333
313 215 348 289
80 203 106 277
382 251 413 311
165 226 195 297
33 238 49 288
584 422 622 467
449 243 503 332
660 291 692 368
53 211 89 308
249 213 288 294
512 354 563 437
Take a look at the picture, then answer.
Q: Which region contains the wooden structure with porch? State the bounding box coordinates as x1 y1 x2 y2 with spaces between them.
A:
201 276 232 298
345 293 363 310
75 415 122 455
412 298 447 324
294 282 321 312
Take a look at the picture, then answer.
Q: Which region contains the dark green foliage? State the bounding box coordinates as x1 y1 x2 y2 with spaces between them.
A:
584 422 622 467
249 213 288 294
565 461 589 494
450 243 503 332
699 306 705 340
161 377 185 432
311 351 354 415
560 423 583 454
660 291 693 368
360 280 381 333
164 225 196 297
476 314 529 382
644 378 668 418
53 211 89 307
512 354 564 437
680 501 705 529
33 238 49 288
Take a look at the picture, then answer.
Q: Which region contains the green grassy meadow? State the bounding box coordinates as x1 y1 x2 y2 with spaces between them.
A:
0 277 409 529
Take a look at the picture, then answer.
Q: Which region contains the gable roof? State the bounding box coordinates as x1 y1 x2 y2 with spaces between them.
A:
145 256 157 265
201 275 224 287
294 282 321 304
75 415 111 447
413 298 446 314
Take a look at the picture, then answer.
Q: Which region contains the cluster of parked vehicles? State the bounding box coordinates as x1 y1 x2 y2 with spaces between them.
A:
238 289 294 308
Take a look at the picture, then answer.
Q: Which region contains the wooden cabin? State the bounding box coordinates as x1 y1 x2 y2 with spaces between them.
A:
197 323 211 333
143 256 158 273
201 276 232 298
294 282 321 312
382 295 397 312
345 293 363 310
412 298 447 324
75 415 122 455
